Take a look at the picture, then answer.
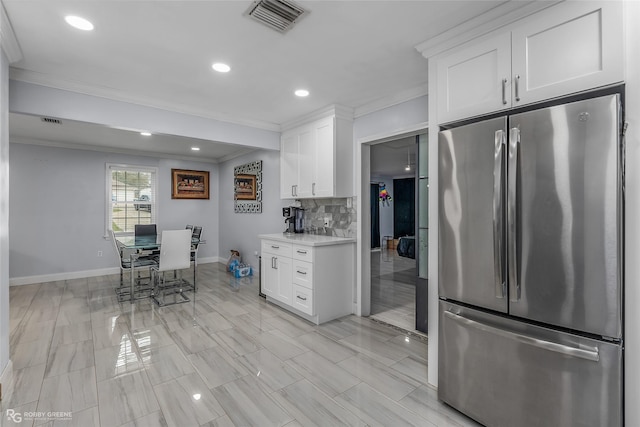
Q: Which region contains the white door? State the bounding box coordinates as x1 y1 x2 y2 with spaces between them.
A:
511 1 623 107
262 253 277 297
275 255 292 305
297 126 314 198
280 132 299 198
311 116 335 197
436 32 511 123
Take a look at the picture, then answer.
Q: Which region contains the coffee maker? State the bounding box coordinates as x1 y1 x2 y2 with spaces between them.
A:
283 206 304 234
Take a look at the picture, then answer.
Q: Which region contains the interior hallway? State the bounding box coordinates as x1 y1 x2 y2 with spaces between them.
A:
2 262 478 427
370 248 418 333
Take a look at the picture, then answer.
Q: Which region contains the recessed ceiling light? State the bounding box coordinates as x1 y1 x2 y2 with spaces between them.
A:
191 147 200 151
65 15 94 31
140 132 151 136
295 89 309 97
212 63 231 73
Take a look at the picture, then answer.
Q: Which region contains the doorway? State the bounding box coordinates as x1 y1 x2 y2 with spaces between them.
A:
369 136 423 333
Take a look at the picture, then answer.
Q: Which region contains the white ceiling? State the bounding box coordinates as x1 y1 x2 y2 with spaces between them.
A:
370 136 417 177
3 0 509 162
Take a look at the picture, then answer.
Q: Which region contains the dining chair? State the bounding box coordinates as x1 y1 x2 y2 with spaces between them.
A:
135 223 157 236
109 230 157 301
150 229 193 306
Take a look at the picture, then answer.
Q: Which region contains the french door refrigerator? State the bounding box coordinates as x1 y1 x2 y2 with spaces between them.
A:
438 93 623 427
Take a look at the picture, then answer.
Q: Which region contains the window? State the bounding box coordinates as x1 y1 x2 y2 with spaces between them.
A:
107 164 157 235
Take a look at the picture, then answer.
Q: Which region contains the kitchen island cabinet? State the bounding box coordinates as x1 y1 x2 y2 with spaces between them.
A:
259 233 355 324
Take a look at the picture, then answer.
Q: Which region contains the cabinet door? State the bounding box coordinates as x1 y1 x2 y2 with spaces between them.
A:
297 126 314 198
280 131 299 198
436 32 511 123
262 253 277 297
275 255 292 305
512 1 623 106
311 116 335 197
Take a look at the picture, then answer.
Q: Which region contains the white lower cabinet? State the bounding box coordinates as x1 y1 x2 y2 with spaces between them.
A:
260 236 354 324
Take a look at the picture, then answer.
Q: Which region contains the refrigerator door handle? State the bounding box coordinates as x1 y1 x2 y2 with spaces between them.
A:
444 311 600 362
508 126 521 302
493 130 506 299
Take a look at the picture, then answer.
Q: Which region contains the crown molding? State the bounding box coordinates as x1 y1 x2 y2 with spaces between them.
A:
354 84 428 118
10 135 221 164
0 2 22 63
9 68 282 132
415 0 562 59
280 104 354 131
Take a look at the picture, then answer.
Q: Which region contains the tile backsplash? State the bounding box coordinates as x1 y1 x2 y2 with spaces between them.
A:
298 198 357 237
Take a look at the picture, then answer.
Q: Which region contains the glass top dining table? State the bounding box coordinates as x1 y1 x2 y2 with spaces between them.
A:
115 234 204 303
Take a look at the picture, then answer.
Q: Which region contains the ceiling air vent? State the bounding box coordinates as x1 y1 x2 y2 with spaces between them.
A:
41 117 62 125
245 0 308 33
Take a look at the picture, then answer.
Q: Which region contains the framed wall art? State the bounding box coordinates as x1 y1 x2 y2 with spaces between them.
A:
234 161 262 213
171 169 210 199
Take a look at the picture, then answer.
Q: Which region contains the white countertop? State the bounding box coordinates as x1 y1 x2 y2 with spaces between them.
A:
259 233 356 247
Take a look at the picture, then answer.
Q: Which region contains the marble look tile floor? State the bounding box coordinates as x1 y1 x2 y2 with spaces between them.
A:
2 263 480 427
370 249 418 333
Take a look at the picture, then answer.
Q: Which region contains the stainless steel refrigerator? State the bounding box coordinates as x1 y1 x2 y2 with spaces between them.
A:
438 93 623 427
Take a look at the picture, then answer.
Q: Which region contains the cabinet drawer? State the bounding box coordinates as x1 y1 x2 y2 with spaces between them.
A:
293 245 313 262
292 284 314 315
292 260 313 288
261 240 292 257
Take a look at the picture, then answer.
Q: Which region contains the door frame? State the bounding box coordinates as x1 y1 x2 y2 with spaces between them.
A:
355 123 428 317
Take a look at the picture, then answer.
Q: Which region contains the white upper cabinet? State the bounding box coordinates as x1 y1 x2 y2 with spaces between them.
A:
436 32 511 123
511 1 623 107
435 1 623 124
280 109 353 199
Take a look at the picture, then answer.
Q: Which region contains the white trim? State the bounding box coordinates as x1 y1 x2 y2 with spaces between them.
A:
9 68 281 132
415 0 561 59
106 163 158 237
0 3 22 63
9 258 226 286
9 267 120 286
0 359 13 402
355 123 428 319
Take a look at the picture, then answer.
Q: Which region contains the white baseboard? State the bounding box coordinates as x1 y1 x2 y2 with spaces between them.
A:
9 258 229 286
0 359 13 402
9 267 120 286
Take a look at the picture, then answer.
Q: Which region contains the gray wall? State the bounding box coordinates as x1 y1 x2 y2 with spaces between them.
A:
9 143 220 279
218 149 288 271
354 96 428 141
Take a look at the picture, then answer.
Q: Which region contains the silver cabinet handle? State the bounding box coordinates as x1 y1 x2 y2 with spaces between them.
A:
514 75 520 102
271 256 275 269
508 127 520 302
296 295 307 301
444 311 599 362
296 270 307 275
274 257 278 270
493 129 505 299
294 185 298 197
501 78 507 105
291 185 295 197
271 245 279 249
312 182 316 195
296 249 307 254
